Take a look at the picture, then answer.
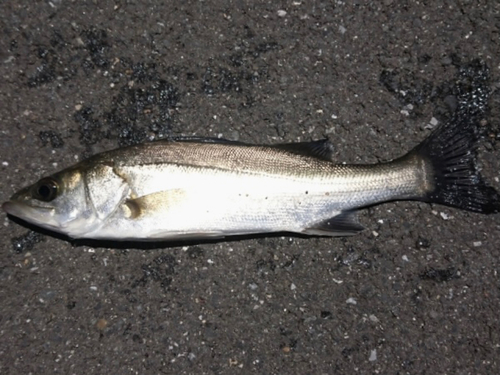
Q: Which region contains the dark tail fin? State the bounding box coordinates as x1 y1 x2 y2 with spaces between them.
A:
411 119 500 213
409 63 500 214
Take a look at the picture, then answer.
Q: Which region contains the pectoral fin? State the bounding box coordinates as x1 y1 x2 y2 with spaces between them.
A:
302 211 364 236
120 190 226 240
121 189 188 219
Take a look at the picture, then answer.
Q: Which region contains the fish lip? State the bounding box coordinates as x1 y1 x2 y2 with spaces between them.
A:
2 200 57 227
2 201 23 216
3 200 52 215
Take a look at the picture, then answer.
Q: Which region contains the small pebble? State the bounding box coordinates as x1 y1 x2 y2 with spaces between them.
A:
96 318 108 330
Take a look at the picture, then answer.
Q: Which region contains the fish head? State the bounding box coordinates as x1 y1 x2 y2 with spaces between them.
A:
2 162 130 238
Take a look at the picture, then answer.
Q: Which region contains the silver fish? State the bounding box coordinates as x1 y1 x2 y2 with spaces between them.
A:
2 117 499 241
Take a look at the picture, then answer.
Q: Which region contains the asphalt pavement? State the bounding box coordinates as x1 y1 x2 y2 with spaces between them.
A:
1 1 499 373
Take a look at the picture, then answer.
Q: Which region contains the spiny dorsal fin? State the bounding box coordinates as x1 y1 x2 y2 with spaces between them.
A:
271 139 335 162
170 136 248 146
170 136 336 162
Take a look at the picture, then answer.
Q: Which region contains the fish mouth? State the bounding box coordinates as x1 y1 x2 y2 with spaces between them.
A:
2 201 59 229
2 201 29 217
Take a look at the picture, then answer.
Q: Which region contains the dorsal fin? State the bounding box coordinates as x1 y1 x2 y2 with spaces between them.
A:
170 136 248 146
271 139 335 161
170 136 335 161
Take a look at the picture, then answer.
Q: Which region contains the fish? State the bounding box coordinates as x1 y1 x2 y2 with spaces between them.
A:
2 114 500 242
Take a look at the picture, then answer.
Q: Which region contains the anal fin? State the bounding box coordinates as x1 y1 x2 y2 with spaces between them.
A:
302 211 364 237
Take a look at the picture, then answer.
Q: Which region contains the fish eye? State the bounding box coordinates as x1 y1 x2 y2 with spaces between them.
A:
33 178 59 202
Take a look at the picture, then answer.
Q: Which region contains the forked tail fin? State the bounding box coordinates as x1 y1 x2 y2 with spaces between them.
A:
408 63 500 214
410 117 500 213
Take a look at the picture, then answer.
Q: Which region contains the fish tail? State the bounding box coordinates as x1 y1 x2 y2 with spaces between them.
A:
408 111 500 214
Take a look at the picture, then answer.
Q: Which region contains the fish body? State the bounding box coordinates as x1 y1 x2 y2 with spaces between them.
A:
3 116 499 241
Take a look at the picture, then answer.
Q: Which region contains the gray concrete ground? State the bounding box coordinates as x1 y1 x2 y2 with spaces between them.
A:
1 1 500 373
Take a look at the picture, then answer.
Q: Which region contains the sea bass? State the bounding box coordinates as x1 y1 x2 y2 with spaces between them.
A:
2 116 499 241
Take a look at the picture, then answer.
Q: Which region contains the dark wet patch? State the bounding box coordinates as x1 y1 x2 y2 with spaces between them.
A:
39 130 64 148
27 48 57 87
74 107 103 146
379 69 434 110
186 246 204 259
419 267 460 282
201 66 243 95
11 231 45 253
380 58 492 126
334 246 378 270
105 74 180 147
69 58 183 149
256 257 277 274
451 60 490 133
26 31 79 87
24 29 279 151
199 40 277 103
25 27 110 87
255 251 302 275
80 28 110 69
132 254 177 289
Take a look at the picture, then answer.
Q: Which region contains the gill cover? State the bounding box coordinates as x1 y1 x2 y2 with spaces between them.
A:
85 163 130 220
